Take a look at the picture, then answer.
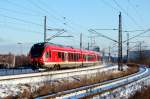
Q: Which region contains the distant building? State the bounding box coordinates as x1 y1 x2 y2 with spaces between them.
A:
0 53 15 68
92 46 100 52
129 50 150 60
128 50 150 65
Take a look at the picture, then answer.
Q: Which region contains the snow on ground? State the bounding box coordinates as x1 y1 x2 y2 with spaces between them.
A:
52 66 146 99
0 64 118 98
0 84 25 98
0 83 45 98
93 68 150 99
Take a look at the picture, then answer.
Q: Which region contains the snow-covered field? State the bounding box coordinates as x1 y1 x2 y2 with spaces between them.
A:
93 68 150 99
0 64 117 85
94 76 150 99
0 64 117 98
49 66 145 99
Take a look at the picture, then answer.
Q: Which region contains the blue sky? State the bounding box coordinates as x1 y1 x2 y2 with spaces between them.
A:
0 0 150 54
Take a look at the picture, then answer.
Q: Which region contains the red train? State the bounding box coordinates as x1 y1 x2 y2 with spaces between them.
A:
29 42 101 69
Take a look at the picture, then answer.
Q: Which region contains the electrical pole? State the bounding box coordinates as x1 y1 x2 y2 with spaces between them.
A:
44 16 46 42
80 33 82 49
44 16 66 42
13 54 15 67
127 33 129 63
139 42 142 61
118 12 123 71
80 33 83 67
89 36 93 49
102 49 105 64
109 46 111 62
88 42 90 50
88 35 96 50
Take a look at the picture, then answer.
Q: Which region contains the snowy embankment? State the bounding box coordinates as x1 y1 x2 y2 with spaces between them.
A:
94 68 150 99
0 64 116 85
42 66 144 99
0 64 117 98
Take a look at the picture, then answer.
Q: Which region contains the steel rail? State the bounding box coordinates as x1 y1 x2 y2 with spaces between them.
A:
0 64 117 84
35 66 148 99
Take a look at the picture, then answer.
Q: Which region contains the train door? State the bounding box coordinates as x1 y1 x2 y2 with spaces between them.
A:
52 51 58 62
44 50 51 62
86 55 88 62
64 52 68 62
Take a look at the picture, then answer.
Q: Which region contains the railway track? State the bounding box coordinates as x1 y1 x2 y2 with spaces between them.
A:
0 64 117 84
35 66 150 99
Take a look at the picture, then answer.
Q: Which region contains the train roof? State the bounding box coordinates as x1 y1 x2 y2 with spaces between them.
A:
33 42 100 55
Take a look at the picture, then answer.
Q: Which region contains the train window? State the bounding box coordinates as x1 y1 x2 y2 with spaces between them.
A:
75 54 78 61
49 51 51 58
87 55 90 61
97 55 100 61
72 53 75 61
74 53 77 61
68 53 79 61
87 55 93 61
58 52 65 61
30 44 44 57
88 55 94 61
83 55 86 61
77 54 79 60
62 52 65 61
70 53 72 61
74 54 76 61
68 53 70 61
71 53 73 61
80 54 82 59
68 53 71 61
58 52 61 58
45 52 49 58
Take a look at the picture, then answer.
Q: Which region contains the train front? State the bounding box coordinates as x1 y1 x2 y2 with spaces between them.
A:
29 43 45 67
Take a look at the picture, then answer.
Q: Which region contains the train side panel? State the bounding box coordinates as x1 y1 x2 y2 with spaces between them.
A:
29 43 102 69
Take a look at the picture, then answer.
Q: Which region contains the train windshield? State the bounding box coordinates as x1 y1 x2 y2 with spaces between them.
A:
30 43 45 57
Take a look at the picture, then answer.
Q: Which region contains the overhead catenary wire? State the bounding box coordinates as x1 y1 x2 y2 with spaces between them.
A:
97 0 148 53
2 0 148 49
28 0 82 37
38 0 89 30
89 29 118 43
3 0 58 28
28 0 65 22
101 0 119 12
1 0 60 34
102 0 144 29
127 0 147 27
123 29 150 43
0 0 53 34
3 0 89 46
4 0 43 16
4 0 66 28
110 28 150 49
0 7 40 17
112 0 143 29
31 0 89 38
42 5 88 45
0 23 43 35
0 13 53 29
94 28 145 32
0 14 42 26
100 0 146 52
